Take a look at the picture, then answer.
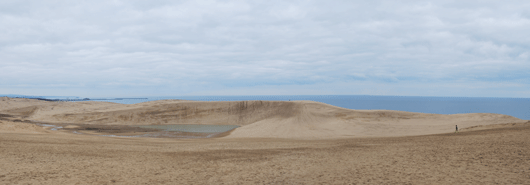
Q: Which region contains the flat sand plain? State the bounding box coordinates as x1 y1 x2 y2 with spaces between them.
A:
1 97 529 184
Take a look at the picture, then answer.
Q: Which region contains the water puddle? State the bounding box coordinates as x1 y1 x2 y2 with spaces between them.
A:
136 124 240 133
29 121 239 139
34 123 63 131
50 126 63 131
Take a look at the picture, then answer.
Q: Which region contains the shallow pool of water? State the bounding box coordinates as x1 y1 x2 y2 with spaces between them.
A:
136 125 239 133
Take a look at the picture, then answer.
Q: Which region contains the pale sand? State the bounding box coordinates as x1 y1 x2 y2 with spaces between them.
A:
1 97 529 184
1 97 525 139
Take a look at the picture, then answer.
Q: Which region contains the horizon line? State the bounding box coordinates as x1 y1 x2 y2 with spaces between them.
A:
2 94 530 99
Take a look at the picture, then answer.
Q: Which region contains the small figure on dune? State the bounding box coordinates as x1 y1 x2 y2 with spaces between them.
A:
455 125 458 133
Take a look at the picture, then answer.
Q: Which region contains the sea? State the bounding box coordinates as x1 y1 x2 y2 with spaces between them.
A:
4 95 530 120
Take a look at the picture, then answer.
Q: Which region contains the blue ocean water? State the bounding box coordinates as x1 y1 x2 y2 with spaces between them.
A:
75 95 530 120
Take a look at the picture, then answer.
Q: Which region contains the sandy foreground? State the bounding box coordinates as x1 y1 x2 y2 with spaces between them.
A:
1 97 529 184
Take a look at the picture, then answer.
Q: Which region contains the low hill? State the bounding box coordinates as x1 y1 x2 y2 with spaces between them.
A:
0 98 526 139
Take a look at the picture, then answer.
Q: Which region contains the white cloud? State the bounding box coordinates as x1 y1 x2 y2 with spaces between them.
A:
0 0 529 97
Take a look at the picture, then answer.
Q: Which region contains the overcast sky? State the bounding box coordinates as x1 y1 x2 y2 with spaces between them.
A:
1 0 529 97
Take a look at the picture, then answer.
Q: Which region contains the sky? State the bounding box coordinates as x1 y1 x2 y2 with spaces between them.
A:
0 0 529 98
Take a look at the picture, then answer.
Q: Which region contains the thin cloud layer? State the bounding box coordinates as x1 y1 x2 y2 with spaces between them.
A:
0 0 529 97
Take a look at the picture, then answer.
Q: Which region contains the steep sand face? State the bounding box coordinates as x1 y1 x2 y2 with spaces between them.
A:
27 100 302 126
0 98 526 139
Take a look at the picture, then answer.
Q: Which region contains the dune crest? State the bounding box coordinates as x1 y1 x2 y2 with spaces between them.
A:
0 98 526 139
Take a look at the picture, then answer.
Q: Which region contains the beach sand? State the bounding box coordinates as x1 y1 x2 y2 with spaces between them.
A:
1 97 529 184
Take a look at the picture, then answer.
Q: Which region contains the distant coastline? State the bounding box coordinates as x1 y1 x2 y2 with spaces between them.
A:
2 95 529 120
31 97 148 102
0 95 148 102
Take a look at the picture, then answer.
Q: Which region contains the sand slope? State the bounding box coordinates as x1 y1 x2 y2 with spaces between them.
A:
0 97 526 139
0 120 44 133
1 122 530 184
225 101 525 138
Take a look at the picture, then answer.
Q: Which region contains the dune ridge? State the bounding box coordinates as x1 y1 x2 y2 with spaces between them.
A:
0 98 526 139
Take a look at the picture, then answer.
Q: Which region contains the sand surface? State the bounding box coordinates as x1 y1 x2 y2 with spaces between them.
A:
0 97 525 139
1 97 529 184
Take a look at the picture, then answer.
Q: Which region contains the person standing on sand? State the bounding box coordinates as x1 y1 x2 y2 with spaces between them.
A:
455 125 458 133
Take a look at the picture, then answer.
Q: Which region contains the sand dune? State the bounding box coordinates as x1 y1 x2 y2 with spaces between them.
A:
225 101 525 138
0 120 44 134
0 97 525 139
2 97 530 184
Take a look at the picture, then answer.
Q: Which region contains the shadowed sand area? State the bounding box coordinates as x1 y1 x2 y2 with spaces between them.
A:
1 97 529 184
